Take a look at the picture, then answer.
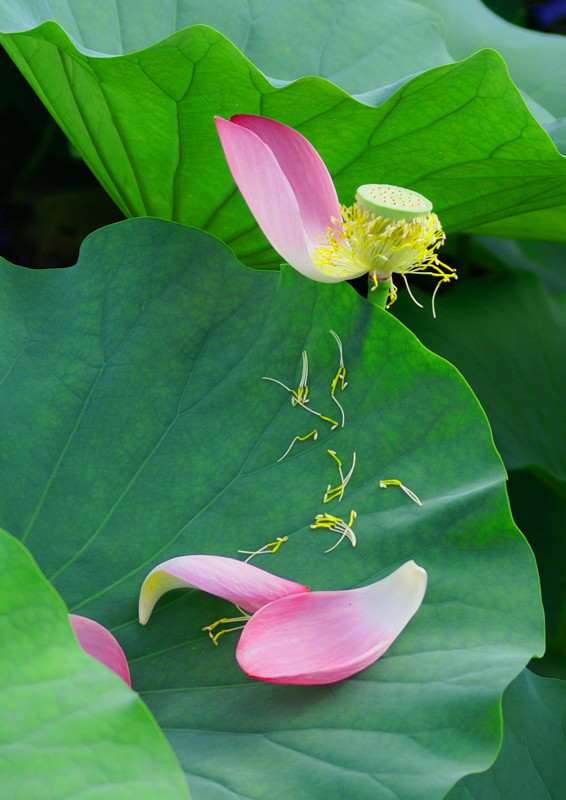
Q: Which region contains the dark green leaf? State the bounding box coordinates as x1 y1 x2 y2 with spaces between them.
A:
394 272 566 482
0 218 543 799
446 669 566 800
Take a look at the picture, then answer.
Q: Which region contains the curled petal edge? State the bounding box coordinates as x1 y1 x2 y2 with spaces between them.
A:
139 554 309 624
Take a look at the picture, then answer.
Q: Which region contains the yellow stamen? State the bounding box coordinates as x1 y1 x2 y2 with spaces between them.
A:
311 510 357 553
263 351 338 430
291 351 309 407
202 613 251 645
312 203 456 312
238 536 289 562
329 330 348 427
379 479 423 506
324 450 356 503
277 429 318 462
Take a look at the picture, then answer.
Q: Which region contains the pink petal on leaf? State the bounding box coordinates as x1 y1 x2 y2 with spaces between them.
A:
139 554 309 625
215 116 342 282
69 614 131 686
236 560 427 685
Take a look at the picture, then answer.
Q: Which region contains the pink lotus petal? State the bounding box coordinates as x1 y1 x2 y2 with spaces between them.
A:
215 116 342 282
69 614 131 686
139 554 309 625
230 115 341 246
236 560 427 685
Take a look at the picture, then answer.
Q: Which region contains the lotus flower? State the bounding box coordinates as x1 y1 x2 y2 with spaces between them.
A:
70 614 131 686
215 114 455 312
139 555 427 685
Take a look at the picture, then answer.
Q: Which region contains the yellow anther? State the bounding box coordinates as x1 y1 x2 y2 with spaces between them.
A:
379 479 423 506
327 449 342 468
202 613 250 645
238 536 289 562
277 429 318 462
319 413 340 430
291 351 310 407
329 330 348 427
313 202 455 316
311 510 357 553
263 349 338 431
385 280 398 308
323 450 356 503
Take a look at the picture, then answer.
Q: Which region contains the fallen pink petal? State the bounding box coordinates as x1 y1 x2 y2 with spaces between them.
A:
236 560 427 684
69 614 131 686
138 554 309 624
138 556 426 685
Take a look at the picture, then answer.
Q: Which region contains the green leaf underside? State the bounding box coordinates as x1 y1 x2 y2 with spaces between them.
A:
1 15 566 264
394 271 566 482
446 668 566 800
0 219 543 800
0 529 190 800
0 0 453 88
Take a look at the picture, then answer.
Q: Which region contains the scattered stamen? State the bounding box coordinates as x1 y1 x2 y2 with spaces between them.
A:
310 510 358 553
329 330 348 427
277 429 318 462
291 351 309 406
238 536 289 563
324 450 356 503
202 612 251 645
263 352 339 431
379 479 423 506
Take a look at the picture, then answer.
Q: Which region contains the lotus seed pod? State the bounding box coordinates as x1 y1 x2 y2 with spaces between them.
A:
356 183 432 222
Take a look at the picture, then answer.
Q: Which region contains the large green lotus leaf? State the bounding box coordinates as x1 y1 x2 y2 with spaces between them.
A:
415 0 566 158
417 0 566 118
0 218 543 799
0 528 190 800
1 11 566 257
446 668 566 800
394 272 566 482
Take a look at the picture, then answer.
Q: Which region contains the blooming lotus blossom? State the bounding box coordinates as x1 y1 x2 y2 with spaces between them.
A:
215 114 455 313
139 555 427 685
69 614 131 686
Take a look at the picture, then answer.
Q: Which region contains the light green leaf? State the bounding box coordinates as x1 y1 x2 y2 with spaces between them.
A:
446 669 566 800
416 0 566 118
1 7 566 256
0 528 190 800
0 218 543 800
0 0 453 87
